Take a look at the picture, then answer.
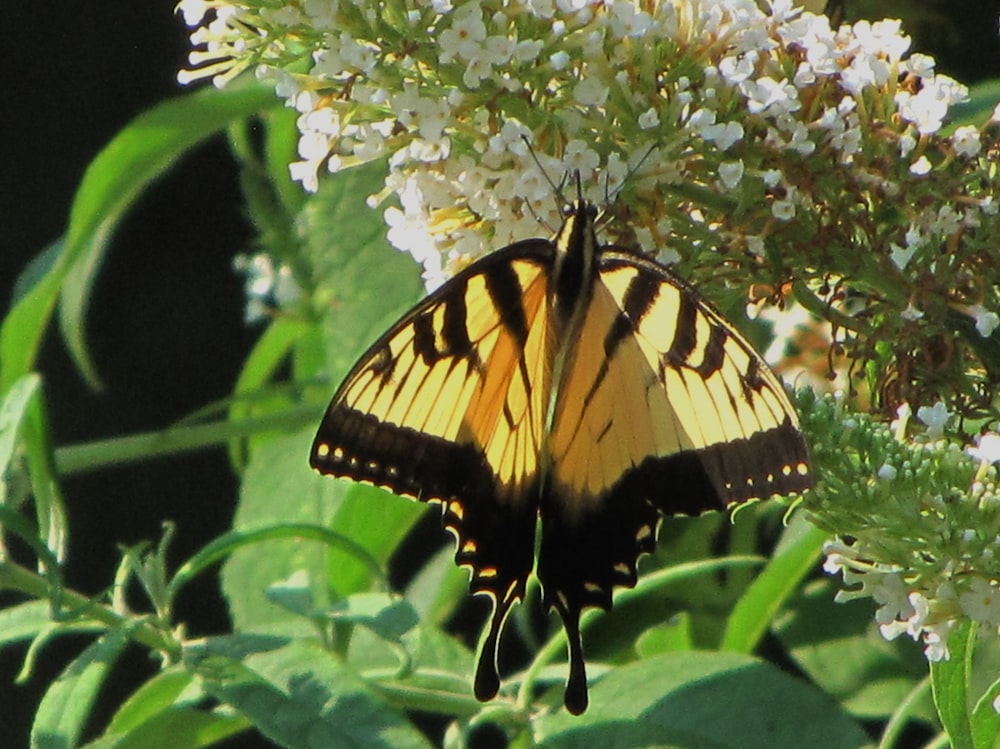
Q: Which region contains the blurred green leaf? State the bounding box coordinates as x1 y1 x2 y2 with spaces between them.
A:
774 578 934 723
1 242 66 395
222 429 351 633
229 316 311 466
971 676 1000 749
634 613 696 658
300 161 424 383
0 374 41 479
83 708 248 749
932 620 976 749
102 667 199 736
721 516 827 653
327 593 419 643
56 83 281 388
188 638 433 749
950 79 1000 127
535 651 870 749
324 483 427 599
31 627 132 749
404 543 469 626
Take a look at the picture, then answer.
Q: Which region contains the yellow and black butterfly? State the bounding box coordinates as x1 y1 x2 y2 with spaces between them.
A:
310 194 813 714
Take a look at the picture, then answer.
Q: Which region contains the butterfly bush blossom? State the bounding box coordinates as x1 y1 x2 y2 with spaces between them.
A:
179 0 1000 663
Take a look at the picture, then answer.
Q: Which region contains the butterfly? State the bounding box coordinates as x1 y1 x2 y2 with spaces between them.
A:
309 194 813 714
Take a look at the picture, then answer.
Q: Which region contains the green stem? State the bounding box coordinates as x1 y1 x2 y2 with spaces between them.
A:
879 676 932 749
0 561 180 660
54 404 322 475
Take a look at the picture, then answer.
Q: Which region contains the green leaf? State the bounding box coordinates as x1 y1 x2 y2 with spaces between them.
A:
56 83 281 388
188 638 433 749
535 651 870 749
324 483 427 599
228 316 311 466
0 601 58 645
30 627 132 749
971 676 1000 749
0 374 68 561
172 523 383 604
265 570 318 619
0 374 41 476
404 543 469 626
222 429 357 632
86 665 249 749
721 517 827 653
84 708 248 749
773 578 933 722
1 241 67 394
950 79 1000 127
634 612 696 657
327 593 419 642
301 161 424 384
932 620 977 749
102 667 198 735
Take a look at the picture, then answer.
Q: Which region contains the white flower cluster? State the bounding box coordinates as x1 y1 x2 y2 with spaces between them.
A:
178 0 976 289
824 535 1000 664
818 403 1000 665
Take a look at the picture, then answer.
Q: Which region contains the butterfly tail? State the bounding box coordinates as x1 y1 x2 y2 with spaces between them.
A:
553 600 588 715
474 584 522 701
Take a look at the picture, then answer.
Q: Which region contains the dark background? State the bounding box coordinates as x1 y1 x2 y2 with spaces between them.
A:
3 2 1000 747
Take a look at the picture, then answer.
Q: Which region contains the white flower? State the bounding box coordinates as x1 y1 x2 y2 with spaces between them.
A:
967 304 1000 338
921 621 952 662
967 433 1000 464
900 303 923 321
572 76 609 107
916 401 951 439
959 578 1000 626
740 76 800 116
896 75 968 135
438 5 487 64
719 53 757 84
905 53 936 79
232 253 301 323
872 574 916 631
637 107 660 130
719 160 744 189
177 0 213 26
549 50 570 69
951 125 981 158
771 187 797 220
877 463 897 481
909 156 932 176
608 2 652 38
889 243 916 270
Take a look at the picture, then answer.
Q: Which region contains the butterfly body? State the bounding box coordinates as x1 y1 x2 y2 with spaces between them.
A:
311 200 812 714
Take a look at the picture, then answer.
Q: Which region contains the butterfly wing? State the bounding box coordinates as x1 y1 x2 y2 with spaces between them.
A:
540 247 813 714
310 241 556 699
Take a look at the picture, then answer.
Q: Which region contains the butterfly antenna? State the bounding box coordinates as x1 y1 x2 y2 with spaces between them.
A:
520 134 571 210
610 143 657 202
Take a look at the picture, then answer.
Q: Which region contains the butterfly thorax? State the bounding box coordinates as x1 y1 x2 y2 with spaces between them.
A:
541 200 602 483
